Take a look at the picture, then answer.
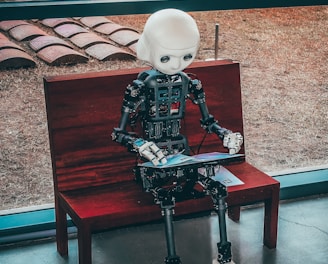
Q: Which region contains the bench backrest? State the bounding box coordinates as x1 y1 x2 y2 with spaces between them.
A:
44 60 245 192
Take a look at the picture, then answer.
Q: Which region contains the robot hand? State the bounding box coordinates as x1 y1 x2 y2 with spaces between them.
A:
223 132 243 155
133 138 167 166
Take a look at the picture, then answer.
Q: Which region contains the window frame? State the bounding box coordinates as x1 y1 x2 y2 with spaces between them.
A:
1 0 327 20
0 0 327 245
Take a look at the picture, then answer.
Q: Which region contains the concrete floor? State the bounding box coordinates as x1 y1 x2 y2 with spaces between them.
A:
0 195 327 264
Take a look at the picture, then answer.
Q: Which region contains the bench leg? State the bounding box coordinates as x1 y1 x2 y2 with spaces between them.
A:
228 206 240 222
78 224 92 264
55 197 68 256
263 187 279 249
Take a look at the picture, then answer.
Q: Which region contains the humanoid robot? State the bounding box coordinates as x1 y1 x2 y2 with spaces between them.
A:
112 9 243 264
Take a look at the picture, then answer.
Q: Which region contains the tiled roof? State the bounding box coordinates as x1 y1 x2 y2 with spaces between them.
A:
0 31 36 69
0 16 139 69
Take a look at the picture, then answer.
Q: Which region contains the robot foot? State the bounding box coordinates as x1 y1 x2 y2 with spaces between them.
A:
212 259 235 264
165 255 181 264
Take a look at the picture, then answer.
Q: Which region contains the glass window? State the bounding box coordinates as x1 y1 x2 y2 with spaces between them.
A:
1 4 327 211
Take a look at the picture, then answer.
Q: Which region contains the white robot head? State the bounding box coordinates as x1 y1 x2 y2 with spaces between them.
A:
137 9 200 75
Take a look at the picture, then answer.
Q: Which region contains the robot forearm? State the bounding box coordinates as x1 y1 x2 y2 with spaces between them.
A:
189 79 231 139
200 115 231 140
112 128 167 165
111 127 137 152
201 114 243 155
190 79 243 154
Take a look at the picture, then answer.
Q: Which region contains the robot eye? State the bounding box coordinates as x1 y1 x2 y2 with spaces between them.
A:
160 56 170 63
183 54 193 61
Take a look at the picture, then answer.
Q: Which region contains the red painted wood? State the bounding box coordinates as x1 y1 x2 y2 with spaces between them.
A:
228 206 241 222
44 60 245 191
58 163 278 224
44 60 279 263
55 195 68 256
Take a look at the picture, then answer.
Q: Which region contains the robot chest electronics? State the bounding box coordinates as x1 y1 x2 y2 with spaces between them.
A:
142 73 189 122
146 85 185 119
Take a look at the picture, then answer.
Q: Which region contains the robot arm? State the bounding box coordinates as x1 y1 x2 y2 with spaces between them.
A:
189 79 243 154
111 80 142 151
111 80 167 165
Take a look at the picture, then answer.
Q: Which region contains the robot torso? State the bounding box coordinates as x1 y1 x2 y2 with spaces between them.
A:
136 69 191 154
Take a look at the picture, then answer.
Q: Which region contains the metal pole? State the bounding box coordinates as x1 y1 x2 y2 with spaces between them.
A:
214 23 220 60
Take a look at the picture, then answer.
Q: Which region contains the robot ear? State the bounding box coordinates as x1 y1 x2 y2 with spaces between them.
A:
136 34 150 62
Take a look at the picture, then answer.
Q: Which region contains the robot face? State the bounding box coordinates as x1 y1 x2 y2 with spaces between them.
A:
137 9 200 75
151 44 198 75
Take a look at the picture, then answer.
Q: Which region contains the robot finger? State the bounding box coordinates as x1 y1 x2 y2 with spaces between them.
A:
149 143 167 164
235 132 243 144
140 148 160 166
228 147 238 155
223 134 230 148
160 156 168 164
138 141 153 152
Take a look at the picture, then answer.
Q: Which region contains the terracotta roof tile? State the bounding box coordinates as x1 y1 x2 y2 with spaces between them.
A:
94 23 137 35
54 24 88 38
79 16 112 28
108 30 140 46
70 32 111 48
41 18 81 28
85 43 135 61
37 45 88 66
1 18 141 69
128 42 138 53
0 20 29 31
29 35 73 52
0 32 8 40
9 24 47 41
0 48 36 69
0 39 25 51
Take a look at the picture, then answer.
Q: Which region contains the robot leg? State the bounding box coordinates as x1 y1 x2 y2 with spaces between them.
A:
199 176 234 264
153 187 182 264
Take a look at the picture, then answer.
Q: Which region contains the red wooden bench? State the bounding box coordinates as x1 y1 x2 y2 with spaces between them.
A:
44 59 280 264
